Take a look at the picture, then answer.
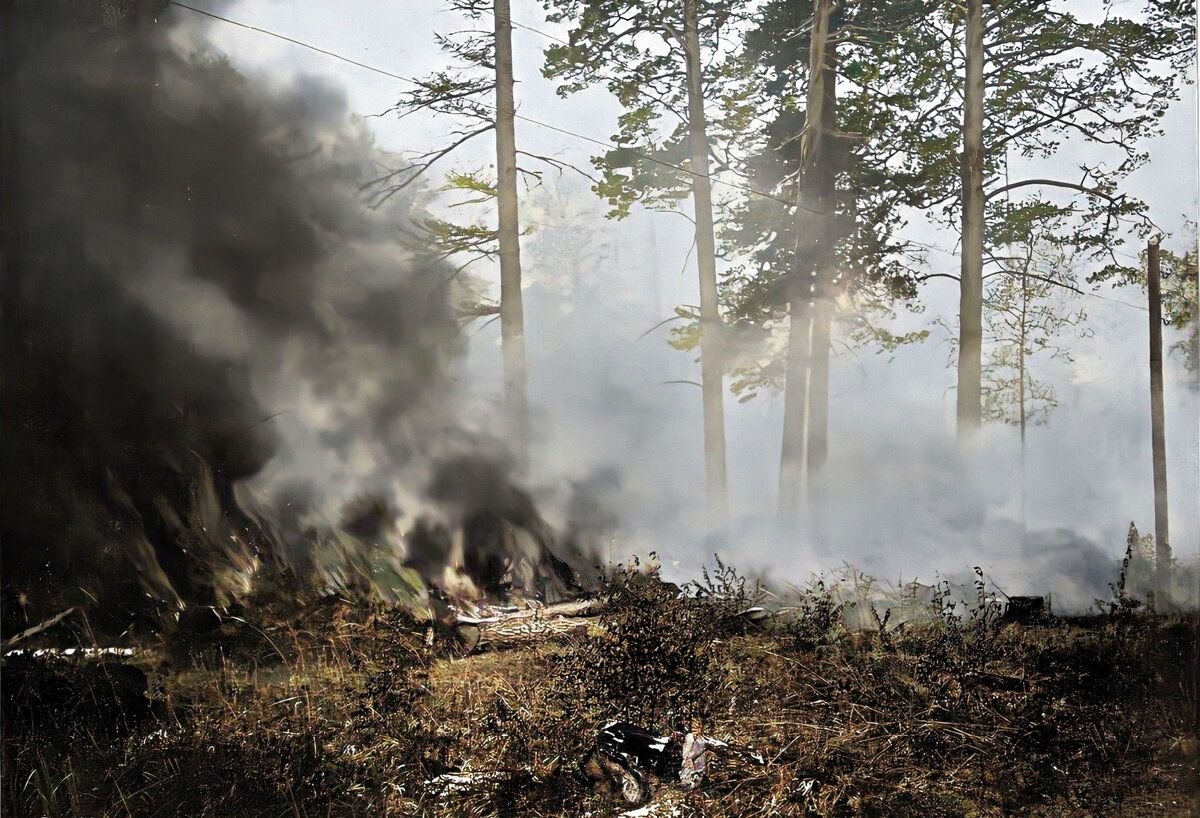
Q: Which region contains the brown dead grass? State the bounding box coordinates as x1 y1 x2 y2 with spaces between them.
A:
2 577 1196 817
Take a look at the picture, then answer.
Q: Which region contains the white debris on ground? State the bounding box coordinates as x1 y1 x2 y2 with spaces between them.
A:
615 790 686 818
425 771 510 798
3 647 137 657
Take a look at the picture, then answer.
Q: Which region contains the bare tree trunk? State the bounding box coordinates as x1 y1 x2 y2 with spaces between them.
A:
957 0 986 439
1147 238 1172 605
683 0 728 521
1018 268 1028 546
779 297 810 513
1018 270 1028 446
494 0 528 467
807 296 832 472
805 33 838 480
779 0 836 516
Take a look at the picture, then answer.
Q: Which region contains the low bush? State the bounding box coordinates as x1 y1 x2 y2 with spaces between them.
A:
2 561 1194 817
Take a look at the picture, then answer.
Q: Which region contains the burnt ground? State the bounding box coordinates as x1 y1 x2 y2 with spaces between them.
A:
1 571 1197 817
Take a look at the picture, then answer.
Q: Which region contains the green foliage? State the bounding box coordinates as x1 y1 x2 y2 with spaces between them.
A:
975 207 1092 428
541 0 751 219
1161 233 1200 375
442 169 498 202
426 215 498 254
666 305 701 352
1099 522 1157 616
720 0 1193 403
972 0 1193 289
372 4 505 329
387 70 495 124
592 140 693 219
715 1 940 399
420 170 519 324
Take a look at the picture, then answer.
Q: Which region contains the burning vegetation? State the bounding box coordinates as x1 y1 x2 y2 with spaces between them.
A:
1 2 1197 816
0 0 598 632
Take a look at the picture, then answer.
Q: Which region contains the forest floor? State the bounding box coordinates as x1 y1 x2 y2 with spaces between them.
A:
2 571 1197 817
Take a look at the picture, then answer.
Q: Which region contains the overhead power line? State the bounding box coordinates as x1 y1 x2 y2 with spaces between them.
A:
166 0 1150 308
168 0 960 258
169 1 411 85
510 19 570 46
166 1 843 221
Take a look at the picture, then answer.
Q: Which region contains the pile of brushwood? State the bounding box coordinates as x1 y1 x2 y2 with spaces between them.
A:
2 561 1196 817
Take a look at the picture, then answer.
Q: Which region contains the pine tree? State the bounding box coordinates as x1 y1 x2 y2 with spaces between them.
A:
541 0 757 518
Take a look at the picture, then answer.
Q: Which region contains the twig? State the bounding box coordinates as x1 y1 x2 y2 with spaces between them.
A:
2 607 79 651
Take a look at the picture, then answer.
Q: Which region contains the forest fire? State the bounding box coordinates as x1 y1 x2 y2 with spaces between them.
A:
2 0 1197 816
0 0 596 635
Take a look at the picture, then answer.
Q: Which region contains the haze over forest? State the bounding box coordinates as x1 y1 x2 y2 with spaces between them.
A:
4 0 1198 616
195 0 1198 601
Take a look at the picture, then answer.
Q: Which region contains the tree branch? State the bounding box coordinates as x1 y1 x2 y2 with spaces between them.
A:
981 269 1085 297
516 150 599 183
364 124 495 206
984 177 1120 204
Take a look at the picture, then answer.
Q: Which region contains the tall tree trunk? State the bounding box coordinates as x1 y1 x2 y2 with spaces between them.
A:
805 32 838 480
1146 238 1172 605
683 0 728 521
1018 268 1028 546
779 298 810 513
957 0 986 438
494 0 529 467
1018 270 1028 446
779 0 836 516
807 295 832 472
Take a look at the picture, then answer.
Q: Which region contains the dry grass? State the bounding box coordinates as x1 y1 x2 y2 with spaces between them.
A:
2 568 1196 817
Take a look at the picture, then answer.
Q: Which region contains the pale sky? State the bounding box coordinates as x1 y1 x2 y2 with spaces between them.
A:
175 0 1199 602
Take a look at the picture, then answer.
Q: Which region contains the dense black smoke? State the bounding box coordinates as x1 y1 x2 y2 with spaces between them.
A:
0 0 486 627
425 452 598 599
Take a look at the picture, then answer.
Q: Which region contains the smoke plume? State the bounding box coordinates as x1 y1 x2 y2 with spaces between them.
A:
0 0 548 626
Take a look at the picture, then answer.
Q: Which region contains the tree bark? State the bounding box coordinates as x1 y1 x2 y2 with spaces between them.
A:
1018 269 1028 446
494 0 529 467
1147 238 1171 604
454 599 605 653
957 0 986 438
779 298 811 513
683 0 728 521
805 31 838 480
807 294 832 472
779 0 837 516
1018 268 1028 546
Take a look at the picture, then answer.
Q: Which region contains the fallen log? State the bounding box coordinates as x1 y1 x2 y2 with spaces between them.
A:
454 598 605 652
533 597 606 618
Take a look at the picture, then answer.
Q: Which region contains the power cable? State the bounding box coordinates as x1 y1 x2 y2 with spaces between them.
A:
167 0 869 224
166 1 1152 298
510 19 570 46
